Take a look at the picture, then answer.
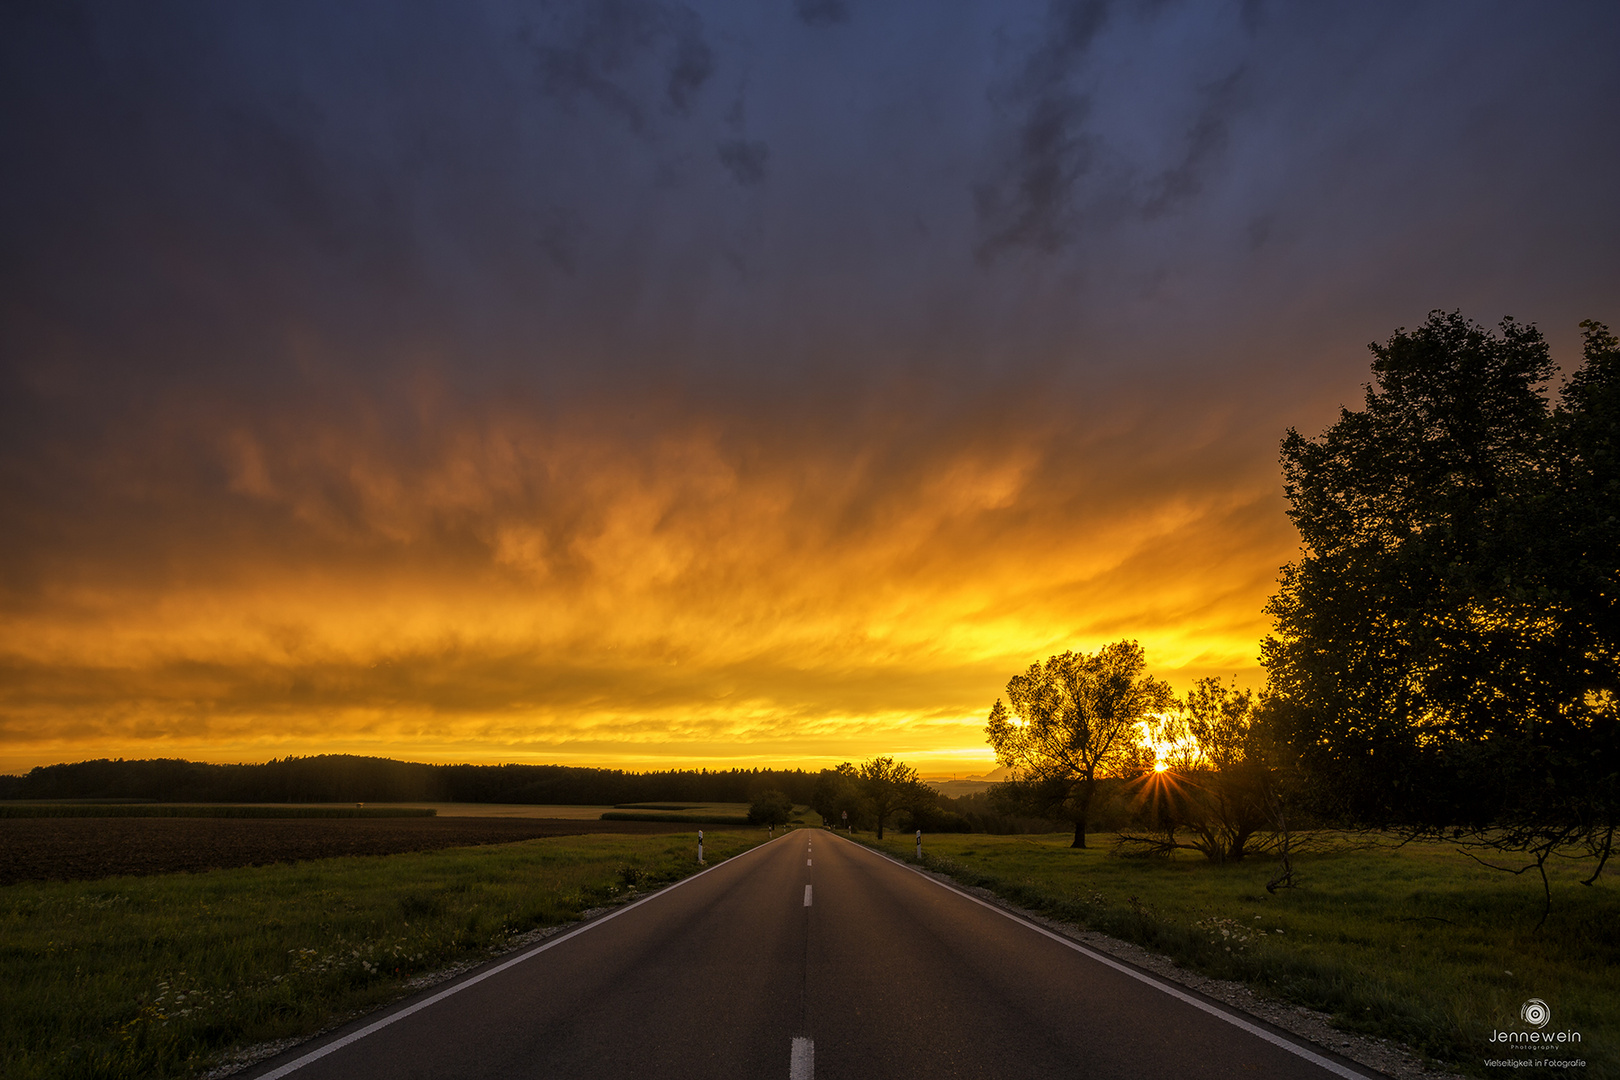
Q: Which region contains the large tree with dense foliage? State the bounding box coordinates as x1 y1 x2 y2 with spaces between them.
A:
810 763 863 828
855 756 932 839
1263 312 1618 892
747 789 794 828
809 757 934 836
985 641 1173 848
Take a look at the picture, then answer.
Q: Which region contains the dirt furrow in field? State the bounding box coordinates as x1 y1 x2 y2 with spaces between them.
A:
0 817 695 884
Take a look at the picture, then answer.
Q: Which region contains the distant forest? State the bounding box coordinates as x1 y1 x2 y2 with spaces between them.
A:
0 755 822 806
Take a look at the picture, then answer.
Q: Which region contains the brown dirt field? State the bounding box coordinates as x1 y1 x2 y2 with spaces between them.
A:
0 816 699 885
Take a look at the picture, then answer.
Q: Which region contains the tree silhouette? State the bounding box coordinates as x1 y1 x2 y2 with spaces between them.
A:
985 641 1173 848
1264 312 1618 901
1129 679 1276 862
747 789 794 828
810 763 863 828
856 756 928 839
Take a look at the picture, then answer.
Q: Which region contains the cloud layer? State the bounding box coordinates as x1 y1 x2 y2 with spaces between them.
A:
2 1 1616 772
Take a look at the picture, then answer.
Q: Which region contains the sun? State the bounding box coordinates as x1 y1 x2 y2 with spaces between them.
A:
1153 760 1170 773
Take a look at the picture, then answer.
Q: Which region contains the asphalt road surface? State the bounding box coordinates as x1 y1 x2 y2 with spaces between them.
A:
246 831 1381 1080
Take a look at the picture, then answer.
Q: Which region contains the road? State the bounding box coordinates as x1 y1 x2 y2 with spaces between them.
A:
245 830 1381 1080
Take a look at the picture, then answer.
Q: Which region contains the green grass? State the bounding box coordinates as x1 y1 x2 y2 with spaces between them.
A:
859 831 1618 1078
0 829 766 1080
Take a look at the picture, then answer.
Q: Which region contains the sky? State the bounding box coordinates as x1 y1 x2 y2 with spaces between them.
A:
1 1 1617 776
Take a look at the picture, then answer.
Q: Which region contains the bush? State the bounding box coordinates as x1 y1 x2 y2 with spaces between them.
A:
747 790 793 827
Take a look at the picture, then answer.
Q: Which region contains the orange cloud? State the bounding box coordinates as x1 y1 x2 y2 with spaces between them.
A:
0 371 1297 775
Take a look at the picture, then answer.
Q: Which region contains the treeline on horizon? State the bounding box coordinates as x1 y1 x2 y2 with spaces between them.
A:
0 753 1103 836
0 755 826 807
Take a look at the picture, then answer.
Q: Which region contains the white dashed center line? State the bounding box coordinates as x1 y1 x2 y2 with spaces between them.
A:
790 1037 814 1080
803 884 813 906
807 859 812 866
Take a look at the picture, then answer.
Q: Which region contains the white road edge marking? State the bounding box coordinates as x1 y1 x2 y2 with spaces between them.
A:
803 884 813 906
254 833 791 1079
790 1036 814 1080
840 834 1373 1080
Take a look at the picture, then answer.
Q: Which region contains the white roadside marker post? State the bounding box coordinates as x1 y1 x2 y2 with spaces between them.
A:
698 829 705 865
916 829 922 860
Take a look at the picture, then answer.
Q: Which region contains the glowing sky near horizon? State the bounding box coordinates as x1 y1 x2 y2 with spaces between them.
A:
2 1 1617 775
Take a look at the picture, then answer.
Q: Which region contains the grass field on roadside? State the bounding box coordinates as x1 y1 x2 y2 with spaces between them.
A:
858 830 1618 1079
0 828 771 1080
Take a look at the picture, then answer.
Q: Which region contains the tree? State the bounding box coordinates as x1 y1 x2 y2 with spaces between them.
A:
897 774 943 832
985 641 1174 848
1181 677 1257 771
1127 679 1275 862
747 789 793 829
855 756 929 839
1554 320 1620 720
811 763 864 828
1263 312 1618 904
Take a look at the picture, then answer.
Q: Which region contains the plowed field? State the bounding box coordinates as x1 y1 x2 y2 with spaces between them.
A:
0 816 695 884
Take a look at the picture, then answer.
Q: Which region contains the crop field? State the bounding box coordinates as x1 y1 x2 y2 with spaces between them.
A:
599 801 755 824
366 803 620 819
348 802 760 822
860 830 1619 1079
0 815 699 885
0 805 437 819
1 828 771 1080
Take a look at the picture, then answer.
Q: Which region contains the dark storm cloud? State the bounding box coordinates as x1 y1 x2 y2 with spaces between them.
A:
974 0 1111 259
1141 65 1246 220
1239 0 1265 36
795 0 850 28
972 1 1260 258
527 0 716 128
717 138 769 186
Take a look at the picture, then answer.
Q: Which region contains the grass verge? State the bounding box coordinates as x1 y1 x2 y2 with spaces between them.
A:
857 830 1617 1080
1 829 767 1080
